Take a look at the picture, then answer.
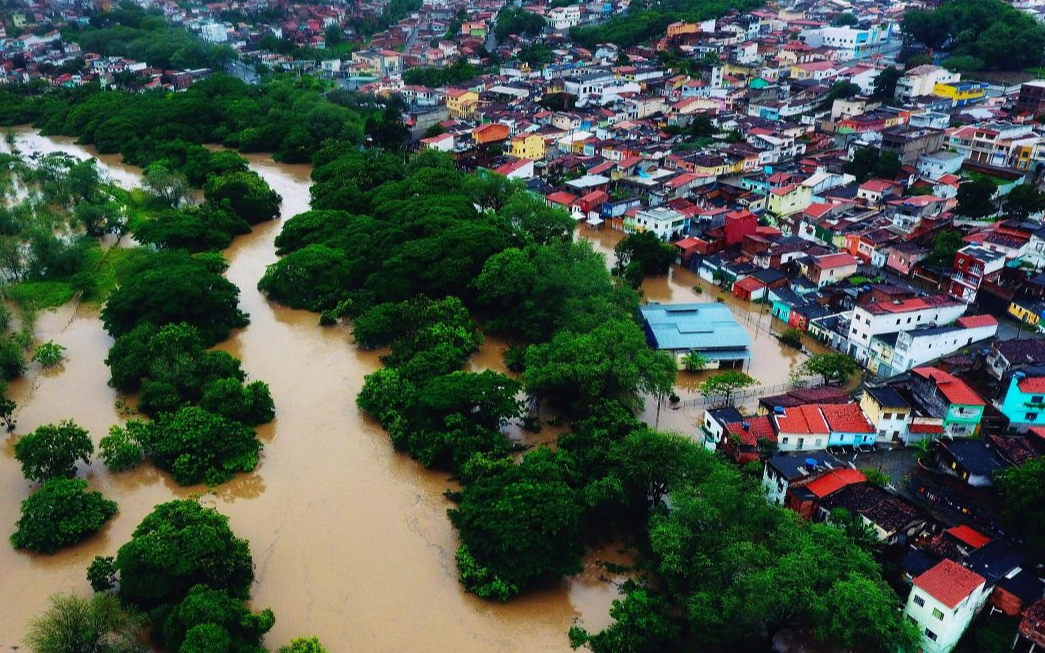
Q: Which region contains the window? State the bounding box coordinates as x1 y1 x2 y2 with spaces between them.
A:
913 595 925 607
1034 396 1044 404
932 608 944 620
1028 413 1039 421
883 412 892 420
782 437 789 444
925 629 937 642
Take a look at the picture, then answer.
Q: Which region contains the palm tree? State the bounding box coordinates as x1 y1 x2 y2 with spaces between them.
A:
682 351 709 372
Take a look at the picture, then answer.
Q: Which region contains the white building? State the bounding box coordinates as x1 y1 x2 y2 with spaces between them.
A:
800 24 893 60
547 5 581 30
904 559 990 653
846 295 967 364
896 65 960 101
917 150 965 180
867 315 998 378
199 22 228 43
631 206 688 240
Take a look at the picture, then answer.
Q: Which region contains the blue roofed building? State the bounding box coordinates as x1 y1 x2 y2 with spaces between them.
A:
639 302 752 370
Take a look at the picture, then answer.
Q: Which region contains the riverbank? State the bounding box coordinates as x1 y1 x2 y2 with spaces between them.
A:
0 130 621 652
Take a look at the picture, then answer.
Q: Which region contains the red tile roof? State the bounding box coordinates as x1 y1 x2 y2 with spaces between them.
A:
724 416 777 447
545 191 577 206
814 252 859 269
806 468 865 498
774 404 829 435
913 368 986 406
946 525 991 550
910 423 944 434
820 404 875 434
957 314 998 329
913 559 986 609
735 276 766 292
1018 377 1045 394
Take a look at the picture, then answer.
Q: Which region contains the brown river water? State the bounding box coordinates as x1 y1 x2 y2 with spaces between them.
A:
0 129 815 651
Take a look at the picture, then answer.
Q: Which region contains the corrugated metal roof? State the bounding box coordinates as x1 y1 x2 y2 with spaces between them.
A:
640 303 751 354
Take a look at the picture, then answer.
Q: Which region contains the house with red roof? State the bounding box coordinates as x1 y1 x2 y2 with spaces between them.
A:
1000 373 1045 432
805 252 858 287
720 416 777 465
821 403 876 448
911 367 986 437
772 404 830 452
493 158 534 180
905 559 990 653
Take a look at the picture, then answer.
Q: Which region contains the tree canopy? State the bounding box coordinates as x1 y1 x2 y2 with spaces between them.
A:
902 0 1045 70
13 420 94 482
11 478 118 553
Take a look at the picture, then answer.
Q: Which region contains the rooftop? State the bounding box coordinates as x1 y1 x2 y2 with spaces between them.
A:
913 367 985 406
639 303 751 355
913 559 986 609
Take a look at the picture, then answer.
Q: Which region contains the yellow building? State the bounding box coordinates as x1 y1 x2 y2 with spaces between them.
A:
510 133 546 161
1008 300 1043 326
933 81 988 105
446 89 479 119
767 184 812 217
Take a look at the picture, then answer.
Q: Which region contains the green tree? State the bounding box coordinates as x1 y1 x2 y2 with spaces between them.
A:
698 370 757 405
927 229 964 266
101 252 248 345
24 593 144 653
799 353 861 385
682 351 709 371
14 420 94 482
257 244 352 311
451 449 584 600
1003 184 1045 220
11 478 119 553
138 407 261 486
827 81 861 101
99 423 147 472
203 171 281 224
279 638 330 653
160 585 274 653
32 340 66 368
569 586 680 653
996 457 1045 556
955 177 997 218
524 319 676 414
111 499 255 610
613 231 677 285
832 12 859 26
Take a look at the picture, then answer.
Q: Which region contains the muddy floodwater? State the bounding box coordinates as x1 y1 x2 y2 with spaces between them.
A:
0 129 813 651
0 130 628 652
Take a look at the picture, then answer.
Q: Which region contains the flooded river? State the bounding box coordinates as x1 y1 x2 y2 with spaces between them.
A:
0 129 813 651
0 131 628 652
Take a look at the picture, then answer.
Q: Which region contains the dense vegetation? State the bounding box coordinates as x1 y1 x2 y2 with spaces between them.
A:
571 0 765 49
902 0 1045 70
0 73 401 164
10 420 118 554
494 8 547 40
402 59 485 87
63 2 237 72
257 146 914 650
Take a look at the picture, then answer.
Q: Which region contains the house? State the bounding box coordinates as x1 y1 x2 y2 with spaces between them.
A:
818 482 925 544
999 373 1045 432
472 123 510 145
846 295 966 363
866 315 998 379
509 133 546 160
772 404 831 452
881 126 946 166
985 339 1045 380
766 183 812 218
861 385 912 445
911 367 986 437
904 559 990 653
934 439 1006 487
821 403 876 448
896 65 960 102
446 88 479 119
721 416 777 464
934 80 988 108
629 206 688 241
731 268 788 302
639 303 751 370
421 132 454 152
806 252 858 288
761 451 842 507
948 246 1006 304
493 159 534 180
702 406 744 450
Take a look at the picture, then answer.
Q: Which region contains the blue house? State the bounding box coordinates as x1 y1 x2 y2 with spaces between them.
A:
639 302 752 370
1000 372 1045 431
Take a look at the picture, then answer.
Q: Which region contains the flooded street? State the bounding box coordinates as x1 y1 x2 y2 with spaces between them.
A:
0 130 624 651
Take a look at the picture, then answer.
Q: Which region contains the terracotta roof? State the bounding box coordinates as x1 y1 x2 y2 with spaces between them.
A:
545 191 577 206
946 525 991 550
814 252 858 269
913 367 986 406
724 416 777 447
806 468 865 498
913 559 986 609
957 315 998 329
775 404 829 435
1018 377 1045 394
735 276 766 292
820 404 874 434
910 423 944 434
